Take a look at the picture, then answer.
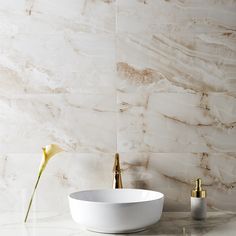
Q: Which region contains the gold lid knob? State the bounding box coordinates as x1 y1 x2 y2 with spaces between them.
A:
191 178 206 198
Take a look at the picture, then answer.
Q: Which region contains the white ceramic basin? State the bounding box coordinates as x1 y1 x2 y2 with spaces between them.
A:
68 189 164 234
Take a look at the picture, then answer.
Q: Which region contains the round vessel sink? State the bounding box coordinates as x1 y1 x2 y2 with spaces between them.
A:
68 188 164 234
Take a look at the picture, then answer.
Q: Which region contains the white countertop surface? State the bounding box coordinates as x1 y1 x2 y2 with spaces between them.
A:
0 211 236 236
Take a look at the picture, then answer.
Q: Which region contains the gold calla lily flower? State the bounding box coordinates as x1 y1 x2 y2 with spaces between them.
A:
24 144 63 222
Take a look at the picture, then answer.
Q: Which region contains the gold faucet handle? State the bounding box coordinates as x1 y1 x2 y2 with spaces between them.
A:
112 153 123 189
113 153 121 173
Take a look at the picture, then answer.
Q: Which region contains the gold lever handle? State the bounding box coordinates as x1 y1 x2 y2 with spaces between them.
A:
112 153 123 189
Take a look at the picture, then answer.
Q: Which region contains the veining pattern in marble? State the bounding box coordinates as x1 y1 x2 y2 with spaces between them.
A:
0 0 236 215
116 0 236 93
118 92 236 152
0 94 116 153
0 0 116 94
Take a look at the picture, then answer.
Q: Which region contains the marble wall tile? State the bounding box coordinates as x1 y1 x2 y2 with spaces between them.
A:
0 0 116 94
116 0 236 93
0 94 116 153
118 92 236 152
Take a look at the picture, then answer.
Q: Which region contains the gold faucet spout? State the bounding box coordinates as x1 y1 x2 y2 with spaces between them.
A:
112 153 123 189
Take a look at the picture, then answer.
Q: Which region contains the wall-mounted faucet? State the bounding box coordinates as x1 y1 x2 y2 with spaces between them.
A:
112 153 123 189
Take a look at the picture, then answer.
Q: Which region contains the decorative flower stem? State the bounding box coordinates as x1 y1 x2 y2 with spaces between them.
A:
24 168 43 222
24 144 63 223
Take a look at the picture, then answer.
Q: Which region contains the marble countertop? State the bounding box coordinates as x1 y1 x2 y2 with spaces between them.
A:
0 212 236 236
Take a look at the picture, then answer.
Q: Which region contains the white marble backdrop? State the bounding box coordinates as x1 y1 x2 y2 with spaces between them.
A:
0 0 235 214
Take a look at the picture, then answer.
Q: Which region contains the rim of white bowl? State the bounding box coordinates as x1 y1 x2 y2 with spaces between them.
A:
68 188 164 205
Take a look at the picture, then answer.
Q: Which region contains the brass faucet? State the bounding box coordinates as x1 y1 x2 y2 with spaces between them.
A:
112 153 123 189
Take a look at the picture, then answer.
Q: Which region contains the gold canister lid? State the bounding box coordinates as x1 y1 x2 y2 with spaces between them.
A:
191 178 206 198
